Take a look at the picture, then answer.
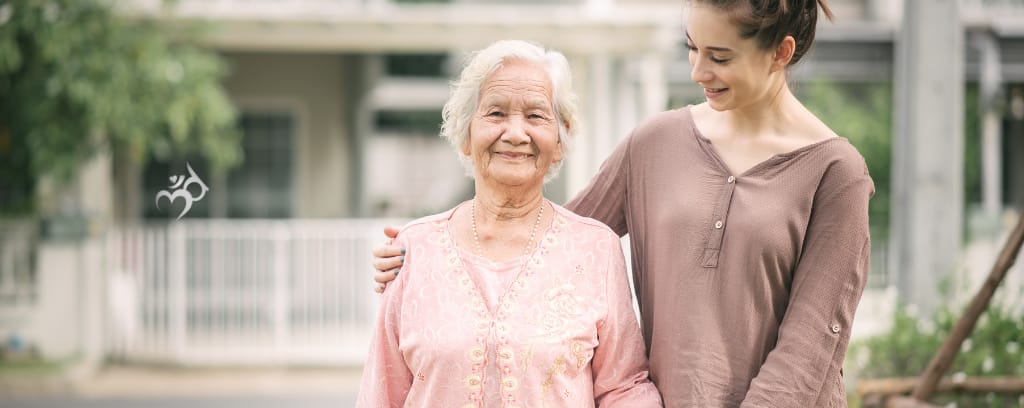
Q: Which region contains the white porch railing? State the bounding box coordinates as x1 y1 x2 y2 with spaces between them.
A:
106 219 406 366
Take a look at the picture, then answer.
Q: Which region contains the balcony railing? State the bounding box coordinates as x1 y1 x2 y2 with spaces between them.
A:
962 0 1024 24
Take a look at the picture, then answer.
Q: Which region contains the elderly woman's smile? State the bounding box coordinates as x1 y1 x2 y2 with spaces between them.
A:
494 150 535 161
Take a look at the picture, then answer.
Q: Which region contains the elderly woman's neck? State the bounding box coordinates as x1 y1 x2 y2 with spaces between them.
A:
473 187 546 222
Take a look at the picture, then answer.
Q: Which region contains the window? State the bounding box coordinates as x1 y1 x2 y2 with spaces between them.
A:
228 112 295 218
384 54 449 78
0 220 36 307
374 109 442 135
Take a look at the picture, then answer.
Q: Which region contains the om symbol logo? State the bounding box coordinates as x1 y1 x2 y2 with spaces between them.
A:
155 163 210 220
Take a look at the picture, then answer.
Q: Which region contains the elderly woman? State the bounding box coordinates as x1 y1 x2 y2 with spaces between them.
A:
355 40 661 407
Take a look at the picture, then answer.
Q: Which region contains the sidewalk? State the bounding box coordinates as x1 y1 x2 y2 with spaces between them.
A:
0 364 363 399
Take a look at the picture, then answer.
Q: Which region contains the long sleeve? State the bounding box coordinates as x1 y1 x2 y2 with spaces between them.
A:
740 157 875 407
565 130 632 236
356 238 413 408
591 231 662 407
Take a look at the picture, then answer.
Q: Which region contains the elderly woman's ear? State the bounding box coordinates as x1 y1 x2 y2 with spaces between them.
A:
461 135 472 157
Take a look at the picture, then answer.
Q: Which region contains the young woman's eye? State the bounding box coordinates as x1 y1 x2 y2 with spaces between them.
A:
711 56 730 64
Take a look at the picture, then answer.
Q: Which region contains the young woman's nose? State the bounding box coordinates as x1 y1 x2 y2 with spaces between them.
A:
690 58 714 84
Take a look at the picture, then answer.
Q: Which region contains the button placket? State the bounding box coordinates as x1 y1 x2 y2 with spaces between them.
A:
702 176 738 268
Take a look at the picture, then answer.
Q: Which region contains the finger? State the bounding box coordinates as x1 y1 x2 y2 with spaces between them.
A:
372 244 405 259
374 268 400 284
384 226 400 239
374 283 386 294
373 255 405 273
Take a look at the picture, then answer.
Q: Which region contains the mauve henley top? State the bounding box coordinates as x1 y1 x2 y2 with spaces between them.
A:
566 106 875 407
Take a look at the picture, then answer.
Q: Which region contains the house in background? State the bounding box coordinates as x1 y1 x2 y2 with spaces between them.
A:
1 0 1023 372
115 0 682 222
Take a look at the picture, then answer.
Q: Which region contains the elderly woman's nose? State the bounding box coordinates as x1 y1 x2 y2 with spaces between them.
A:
500 116 532 143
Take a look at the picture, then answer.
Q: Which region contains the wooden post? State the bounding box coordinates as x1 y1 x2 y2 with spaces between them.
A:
860 376 1024 396
886 395 941 408
910 213 1024 401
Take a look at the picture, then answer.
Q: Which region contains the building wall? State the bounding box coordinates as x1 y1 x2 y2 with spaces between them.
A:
221 52 357 218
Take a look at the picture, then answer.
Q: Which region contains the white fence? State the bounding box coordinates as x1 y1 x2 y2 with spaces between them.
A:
106 219 405 366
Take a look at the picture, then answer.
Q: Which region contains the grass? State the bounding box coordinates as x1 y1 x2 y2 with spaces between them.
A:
0 356 79 378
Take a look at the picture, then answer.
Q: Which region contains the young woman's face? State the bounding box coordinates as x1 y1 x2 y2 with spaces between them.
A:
686 4 782 112
464 59 562 188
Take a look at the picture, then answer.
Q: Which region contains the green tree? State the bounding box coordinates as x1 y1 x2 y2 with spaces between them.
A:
800 81 986 243
0 0 240 215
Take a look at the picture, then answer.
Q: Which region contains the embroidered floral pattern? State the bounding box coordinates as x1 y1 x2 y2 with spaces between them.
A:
444 210 565 406
357 205 660 407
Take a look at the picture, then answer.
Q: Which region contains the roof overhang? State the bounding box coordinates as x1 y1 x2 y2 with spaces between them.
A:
123 0 679 55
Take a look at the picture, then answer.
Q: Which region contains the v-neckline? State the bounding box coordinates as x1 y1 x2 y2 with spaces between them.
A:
443 201 558 319
685 107 842 177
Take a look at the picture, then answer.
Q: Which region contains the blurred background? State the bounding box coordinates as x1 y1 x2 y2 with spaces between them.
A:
0 0 1022 406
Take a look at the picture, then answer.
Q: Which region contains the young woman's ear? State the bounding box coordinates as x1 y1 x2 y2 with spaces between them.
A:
772 36 796 72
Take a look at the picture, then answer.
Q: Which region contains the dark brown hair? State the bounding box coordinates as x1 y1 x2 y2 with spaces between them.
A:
694 0 834 66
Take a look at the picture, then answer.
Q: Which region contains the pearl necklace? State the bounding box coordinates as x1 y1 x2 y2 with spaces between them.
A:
471 198 545 258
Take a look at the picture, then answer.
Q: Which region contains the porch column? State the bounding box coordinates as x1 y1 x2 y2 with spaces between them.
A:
972 30 1003 217
565 52 615 198
890 0 964 315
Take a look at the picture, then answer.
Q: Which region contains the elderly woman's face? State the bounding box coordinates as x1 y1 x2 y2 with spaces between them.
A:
464 59 562 188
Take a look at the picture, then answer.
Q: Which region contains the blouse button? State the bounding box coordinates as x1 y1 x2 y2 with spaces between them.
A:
714 220 724 229
727 176 736 183
831 325 841 334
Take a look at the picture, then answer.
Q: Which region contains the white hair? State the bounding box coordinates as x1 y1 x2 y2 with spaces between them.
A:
440 40 580 182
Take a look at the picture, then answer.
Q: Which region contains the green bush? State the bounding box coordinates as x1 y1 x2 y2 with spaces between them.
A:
848 302 1024 406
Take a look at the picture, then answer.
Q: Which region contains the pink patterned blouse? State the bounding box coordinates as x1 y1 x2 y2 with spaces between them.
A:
357 202 662 408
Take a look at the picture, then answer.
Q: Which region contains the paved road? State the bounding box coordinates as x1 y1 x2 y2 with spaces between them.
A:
2 366 362 408
7 394 356 408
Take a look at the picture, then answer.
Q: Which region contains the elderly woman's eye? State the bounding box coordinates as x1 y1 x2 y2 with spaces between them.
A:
486 111 504 117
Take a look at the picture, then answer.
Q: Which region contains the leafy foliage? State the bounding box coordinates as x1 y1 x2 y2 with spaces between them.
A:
0 0 240 215
800 81 988 243
799 81 893 240
849 303 1024 406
